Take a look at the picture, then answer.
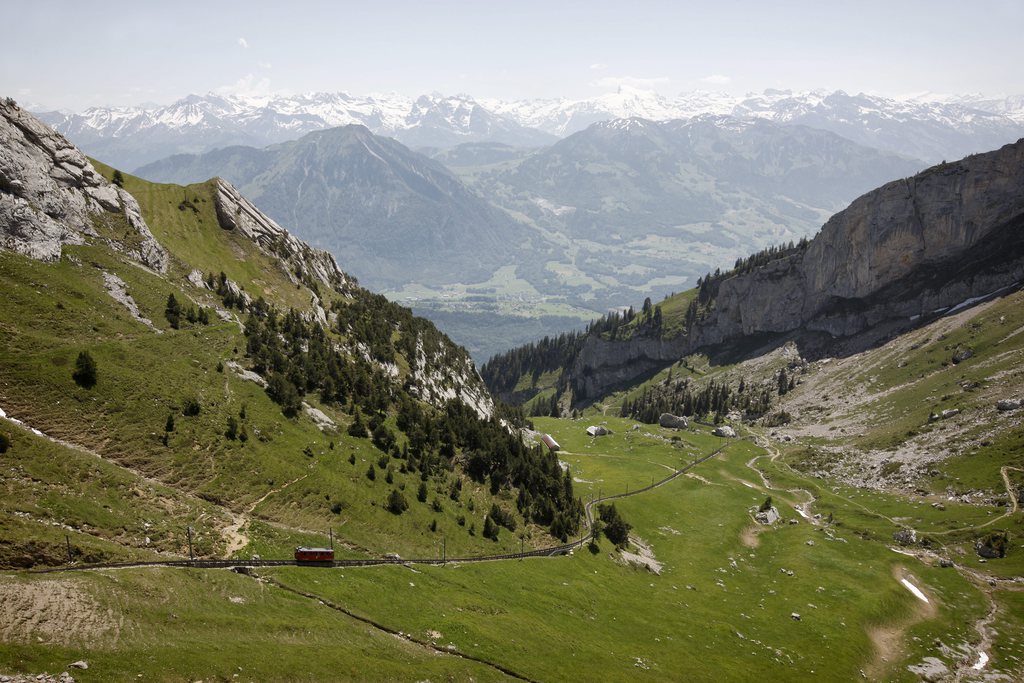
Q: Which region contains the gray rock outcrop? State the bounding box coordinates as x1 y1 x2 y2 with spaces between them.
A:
0 99 167 271
658 413 689 430
713 425 737 438
569 139 1024 403
997 398 1022 411
213 180 351 293
893 528 917 546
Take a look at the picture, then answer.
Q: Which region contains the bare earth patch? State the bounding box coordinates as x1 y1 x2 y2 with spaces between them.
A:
0 577 119 646
865 565 937 680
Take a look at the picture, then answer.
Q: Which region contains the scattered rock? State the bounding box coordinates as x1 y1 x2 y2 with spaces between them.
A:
585 425 611 436
754 506 780 525
791 612 801 621
102 272 159 332
712 425 737 438
997 398 1022 411
938 558 954 568
893 528 917 546
225 360 267 388
302 402 337 431
951 347 974 364
930 409 960 422
186 269 208 289
67 663 87 671
658 413 688 430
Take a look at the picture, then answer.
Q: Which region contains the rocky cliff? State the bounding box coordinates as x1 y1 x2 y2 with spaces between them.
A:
0 98 167 271
570 139 1024 402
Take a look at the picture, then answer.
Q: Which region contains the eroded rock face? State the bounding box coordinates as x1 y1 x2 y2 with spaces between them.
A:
570 139 1024 403
0 99 167 271
698 139 1024 345
213 180 351 292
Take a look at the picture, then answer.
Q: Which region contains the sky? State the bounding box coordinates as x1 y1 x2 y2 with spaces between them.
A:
4 0 1023 111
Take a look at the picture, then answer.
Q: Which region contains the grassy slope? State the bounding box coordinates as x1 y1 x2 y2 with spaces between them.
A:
0 169 545 568
4 165 1022 679
3 413 1018 680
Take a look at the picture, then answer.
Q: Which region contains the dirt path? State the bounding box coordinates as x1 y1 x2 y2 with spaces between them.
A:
220 473 311 558
745 441 820 524
1002 466 1021 514
0 401 314 561
926 465 1022 538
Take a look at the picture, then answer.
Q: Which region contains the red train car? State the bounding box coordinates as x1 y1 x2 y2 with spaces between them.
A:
294 546 334 563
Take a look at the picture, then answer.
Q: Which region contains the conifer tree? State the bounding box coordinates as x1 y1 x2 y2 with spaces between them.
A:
72 351 97 388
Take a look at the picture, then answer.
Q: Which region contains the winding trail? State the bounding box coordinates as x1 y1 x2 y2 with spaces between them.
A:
747 431 1024 681
221 473 311 558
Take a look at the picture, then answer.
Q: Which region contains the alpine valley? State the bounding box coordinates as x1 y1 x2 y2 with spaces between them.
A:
106 88 970 361
2 79 1024 683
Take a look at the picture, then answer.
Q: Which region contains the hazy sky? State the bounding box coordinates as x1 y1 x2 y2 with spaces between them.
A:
5 0 1022 111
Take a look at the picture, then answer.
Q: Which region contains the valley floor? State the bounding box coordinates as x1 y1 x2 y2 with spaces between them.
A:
2 418 1021 682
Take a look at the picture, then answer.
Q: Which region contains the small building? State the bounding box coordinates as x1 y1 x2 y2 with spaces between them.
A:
540 433 561 451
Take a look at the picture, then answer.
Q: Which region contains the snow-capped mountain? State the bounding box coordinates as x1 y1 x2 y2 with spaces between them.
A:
35 91 553 170
32 87 1024 171
489 88 1024 163
483 86 736 136
730 89 1024 162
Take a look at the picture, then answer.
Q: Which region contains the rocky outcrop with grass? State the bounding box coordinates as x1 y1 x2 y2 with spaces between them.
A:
0 98 167 271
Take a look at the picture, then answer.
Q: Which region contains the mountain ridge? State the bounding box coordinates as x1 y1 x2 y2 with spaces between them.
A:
35 87 1024 169
482 138 1024 407
136 123 534 294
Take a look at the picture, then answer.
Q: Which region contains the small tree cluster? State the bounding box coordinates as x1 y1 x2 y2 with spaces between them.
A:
598 504 631 548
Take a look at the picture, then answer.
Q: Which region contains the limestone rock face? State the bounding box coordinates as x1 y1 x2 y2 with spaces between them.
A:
0 99 167 271
699 139 1024 345
568 140 1024 403
213 180 351 293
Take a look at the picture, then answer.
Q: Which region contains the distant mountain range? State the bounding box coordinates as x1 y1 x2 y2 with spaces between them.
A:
135 114 924 362
34 88 1024 170
136 125 534 292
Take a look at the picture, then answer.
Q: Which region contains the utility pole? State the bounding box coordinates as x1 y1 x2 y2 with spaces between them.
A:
442 536 446 566
329 528 334 550
187 526 194 561
65 535 73 564
520 536 524 557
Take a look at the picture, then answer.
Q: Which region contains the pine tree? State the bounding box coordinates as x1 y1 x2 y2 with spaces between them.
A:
483 515 498 541
348 411 368 438
165 414 175 432
72 351 97 388
165 293 182 329
386 489 408 515
111 169 124 187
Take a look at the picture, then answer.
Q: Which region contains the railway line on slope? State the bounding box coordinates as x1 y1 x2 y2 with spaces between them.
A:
25 445 728 574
